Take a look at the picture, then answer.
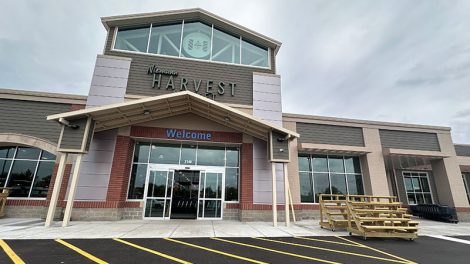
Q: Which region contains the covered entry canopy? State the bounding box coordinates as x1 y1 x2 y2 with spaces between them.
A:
45 91 298 228
47 91 298 141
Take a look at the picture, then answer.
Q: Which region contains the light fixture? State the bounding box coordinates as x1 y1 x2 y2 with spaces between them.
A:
224 116 231 122
143 110 151 115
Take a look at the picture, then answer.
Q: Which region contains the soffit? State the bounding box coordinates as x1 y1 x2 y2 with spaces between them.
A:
47 91 298 141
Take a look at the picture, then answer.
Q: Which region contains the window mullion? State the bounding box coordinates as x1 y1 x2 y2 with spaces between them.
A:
210 24 214 60
27 150 42 198
179 20 184 57
146 24 153 53
3 146 18 188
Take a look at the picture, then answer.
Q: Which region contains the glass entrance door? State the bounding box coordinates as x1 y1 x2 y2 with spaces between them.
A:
171 170 199 219
198 171 224 219
144 170 173 219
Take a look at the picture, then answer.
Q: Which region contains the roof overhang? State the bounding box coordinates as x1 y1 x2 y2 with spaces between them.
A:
299 143 371 155
100 8 282 55
47 91 298 141
383 148 449 159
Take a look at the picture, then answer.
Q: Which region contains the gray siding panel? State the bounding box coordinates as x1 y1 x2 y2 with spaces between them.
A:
296 123 365 147
59 117 88 150
455 145 470 157
0 99 70 143
271 131 289 161
104 50 272 105
379 129 440 151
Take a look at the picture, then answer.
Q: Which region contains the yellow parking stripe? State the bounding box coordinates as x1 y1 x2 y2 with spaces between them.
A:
55 239 108 264
295 236 365 248
0 239 25 264
254 237 409 264
212 237 341 264
113 238 191 264
165 237 267 264
335 236 417 264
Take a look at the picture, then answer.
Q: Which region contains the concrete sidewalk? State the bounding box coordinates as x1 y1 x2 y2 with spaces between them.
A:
0 218 470 239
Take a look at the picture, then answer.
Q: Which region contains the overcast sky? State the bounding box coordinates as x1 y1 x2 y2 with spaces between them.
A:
1 0 469 143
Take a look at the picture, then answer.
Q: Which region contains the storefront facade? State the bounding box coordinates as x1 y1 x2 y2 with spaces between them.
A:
1 8 470 224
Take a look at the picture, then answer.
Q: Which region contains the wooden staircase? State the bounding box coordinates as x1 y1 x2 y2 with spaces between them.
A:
319 194 349 231
345 195 418 240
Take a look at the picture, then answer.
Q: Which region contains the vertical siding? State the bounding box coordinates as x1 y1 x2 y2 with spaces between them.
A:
296 123 365 147
251 73 285 204
0 99 70 144
73 55 130 201
379 129 440 151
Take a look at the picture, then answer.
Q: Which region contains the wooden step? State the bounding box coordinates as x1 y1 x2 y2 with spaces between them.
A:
323 206 347 209
327 212 348 216
361 225 418 230
357 217 411 221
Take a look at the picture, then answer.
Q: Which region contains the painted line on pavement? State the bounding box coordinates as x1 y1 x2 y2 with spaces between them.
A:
426 235 470 245
55 239 108 264
255 237 409 264
335 236 416 264
113 238 191 264
0 239 25 264
164 237 267 264
211 237 341 264
295 236 366 248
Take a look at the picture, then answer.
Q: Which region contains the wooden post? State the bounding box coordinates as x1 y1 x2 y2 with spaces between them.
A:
284 163 290 226
45 153 68 227
62 154 84 227
271 162 277 227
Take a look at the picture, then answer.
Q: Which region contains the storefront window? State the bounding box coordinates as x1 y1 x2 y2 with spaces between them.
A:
128 164 147 199
180 144 197 165
114 26 150 53
113 21 270 68
149 143 180 164
241 39 268 67
403 172 433 205
180 22 212 60
0 146 56 198
196 146 225 166
128 142 240 201
212 28 240 64
299 154 364 203
148 23 182 56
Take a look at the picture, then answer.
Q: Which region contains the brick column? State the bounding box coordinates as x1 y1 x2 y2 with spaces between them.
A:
240 143 253 208
106 136 134 203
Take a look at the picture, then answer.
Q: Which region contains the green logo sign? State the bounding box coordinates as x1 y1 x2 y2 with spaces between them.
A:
183 32 210 58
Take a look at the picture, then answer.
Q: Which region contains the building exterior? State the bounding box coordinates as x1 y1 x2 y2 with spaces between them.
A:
1 8 469 225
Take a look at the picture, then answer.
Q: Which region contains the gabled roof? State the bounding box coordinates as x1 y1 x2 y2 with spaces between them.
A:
47 91 298 141
101 8 282 55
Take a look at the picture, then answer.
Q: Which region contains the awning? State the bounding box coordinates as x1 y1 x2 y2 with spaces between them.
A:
47 91 299 141
298 143 371 155
383 148 449 159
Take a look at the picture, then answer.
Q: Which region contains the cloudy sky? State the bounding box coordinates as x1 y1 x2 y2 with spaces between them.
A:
1 0 469 143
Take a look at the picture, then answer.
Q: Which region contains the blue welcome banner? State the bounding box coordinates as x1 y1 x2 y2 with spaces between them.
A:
165 128 212 141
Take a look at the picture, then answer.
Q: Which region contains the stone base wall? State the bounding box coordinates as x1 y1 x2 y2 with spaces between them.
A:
223 208 240 220
239 209 320 222
5 206 50 219
457 211 470 222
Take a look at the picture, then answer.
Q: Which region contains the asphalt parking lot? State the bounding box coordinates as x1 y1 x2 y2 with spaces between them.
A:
1 235 469 264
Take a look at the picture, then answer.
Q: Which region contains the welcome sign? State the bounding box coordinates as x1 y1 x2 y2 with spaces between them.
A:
165 128 212 141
